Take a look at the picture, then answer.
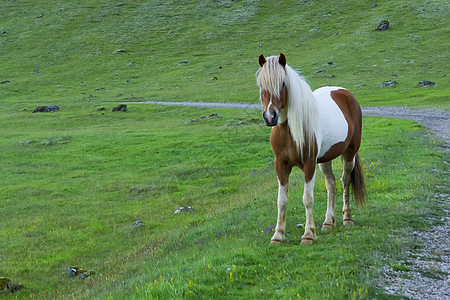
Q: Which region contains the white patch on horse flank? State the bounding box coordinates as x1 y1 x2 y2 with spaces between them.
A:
313 86 349 159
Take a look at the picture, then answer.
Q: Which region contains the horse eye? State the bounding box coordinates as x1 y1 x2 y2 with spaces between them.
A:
282 82 286 88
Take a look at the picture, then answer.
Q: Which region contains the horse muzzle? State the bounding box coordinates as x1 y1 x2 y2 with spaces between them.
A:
263 111 278 127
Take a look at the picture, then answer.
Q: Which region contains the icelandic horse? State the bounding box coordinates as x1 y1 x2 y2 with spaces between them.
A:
256 53 366 245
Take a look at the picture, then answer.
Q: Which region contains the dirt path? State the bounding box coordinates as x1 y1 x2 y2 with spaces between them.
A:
124 101 449 299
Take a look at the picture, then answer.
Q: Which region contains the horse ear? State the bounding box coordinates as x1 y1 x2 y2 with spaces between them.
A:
279 53 286 67
259 54 266 67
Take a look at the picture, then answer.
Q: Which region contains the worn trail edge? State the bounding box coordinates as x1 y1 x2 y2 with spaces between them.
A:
122 100 449 299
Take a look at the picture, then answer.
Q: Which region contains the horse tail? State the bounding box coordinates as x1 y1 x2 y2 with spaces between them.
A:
351 153 366 206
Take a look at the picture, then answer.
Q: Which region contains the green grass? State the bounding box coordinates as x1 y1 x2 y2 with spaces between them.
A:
0 0 449 298
0 0 448 108
0 104 446 299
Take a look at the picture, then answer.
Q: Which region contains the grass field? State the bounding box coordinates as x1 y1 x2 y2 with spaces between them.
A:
1 0 449 108
0 0 449 299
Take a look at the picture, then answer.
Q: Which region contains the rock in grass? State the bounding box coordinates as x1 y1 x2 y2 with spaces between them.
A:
112 104 127 112
0 277 11 290
66 266 95 279
187 113 218 124
417 80 435 86
33 105 59 113
381 80 397 87
375 20 389 31
0 277 23 293
132 220 144 227
174 206 193 214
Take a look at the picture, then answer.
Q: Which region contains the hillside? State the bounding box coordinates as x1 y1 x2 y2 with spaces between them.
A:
1 0 448 108
0 1 448 299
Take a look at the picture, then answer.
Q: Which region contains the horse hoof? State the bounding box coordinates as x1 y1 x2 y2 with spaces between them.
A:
300 238 314 245
270 239 282 245
343 219 354 226
321 224 333 231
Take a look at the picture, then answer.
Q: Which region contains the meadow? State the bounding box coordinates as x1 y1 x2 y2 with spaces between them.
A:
0 0 448 299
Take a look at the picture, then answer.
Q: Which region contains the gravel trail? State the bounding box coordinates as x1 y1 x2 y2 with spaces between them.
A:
124 101 449 299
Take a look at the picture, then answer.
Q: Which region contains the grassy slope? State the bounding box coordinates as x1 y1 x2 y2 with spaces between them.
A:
1 105 445 299
0 0 448 299
0 0 449 108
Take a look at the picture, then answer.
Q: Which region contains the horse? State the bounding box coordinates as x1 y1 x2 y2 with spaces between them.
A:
256 53 366 245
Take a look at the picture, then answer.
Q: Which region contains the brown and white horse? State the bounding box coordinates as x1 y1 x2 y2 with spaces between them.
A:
257 53 366 245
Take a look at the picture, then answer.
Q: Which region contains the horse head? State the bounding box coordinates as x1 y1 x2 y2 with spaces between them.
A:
257 53 288 127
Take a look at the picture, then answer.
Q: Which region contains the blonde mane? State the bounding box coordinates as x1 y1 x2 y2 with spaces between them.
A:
257 56 318 158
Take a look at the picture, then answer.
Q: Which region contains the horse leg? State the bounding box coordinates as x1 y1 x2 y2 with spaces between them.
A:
319 161 336 230
301 170 317 245
271 162 292 244
342 157 355 226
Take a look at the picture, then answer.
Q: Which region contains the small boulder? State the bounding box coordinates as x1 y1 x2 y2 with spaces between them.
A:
132 220 144 227
375 20 389 31
0 277 11 290
112 104 127 112
66 266 95 279
188 113 218 124
417 80 435 86
33 105 59 113
381 80 397 87
0 277 23 293
174 206 193 214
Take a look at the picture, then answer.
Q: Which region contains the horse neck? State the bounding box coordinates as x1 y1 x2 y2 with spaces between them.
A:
285 66 318 157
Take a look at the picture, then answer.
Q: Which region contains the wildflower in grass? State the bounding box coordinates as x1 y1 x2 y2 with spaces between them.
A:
262 225 275 234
